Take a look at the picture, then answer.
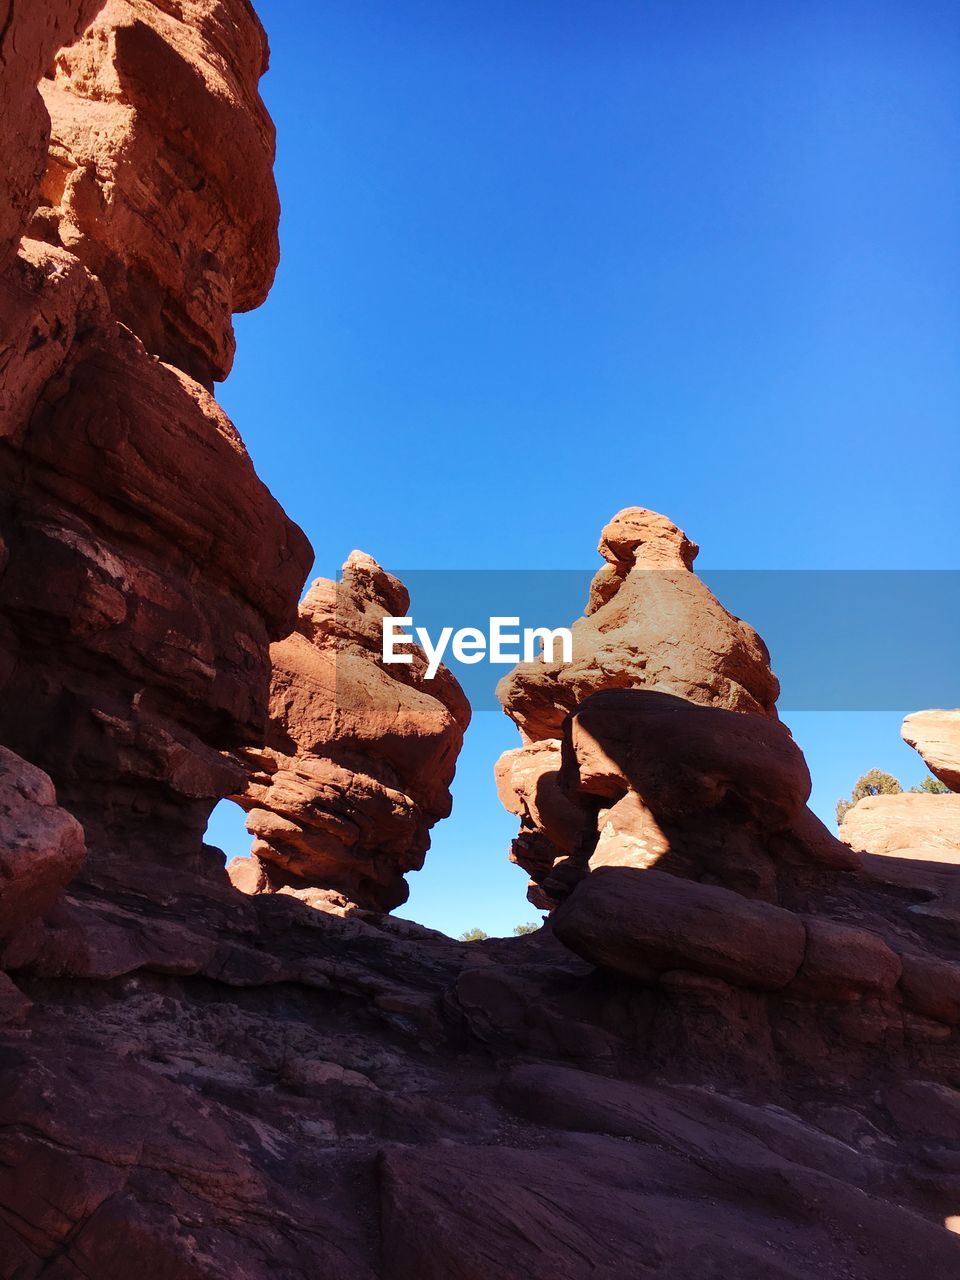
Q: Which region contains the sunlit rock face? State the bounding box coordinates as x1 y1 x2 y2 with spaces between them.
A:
0 0 105 265
495 507 847 908
230 552 471 912
30 0 281 384
902 708 960 793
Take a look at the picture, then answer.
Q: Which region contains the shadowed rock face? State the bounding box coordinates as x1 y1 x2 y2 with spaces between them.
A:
0 2 312 888
229 553 470 912
3 5 960 1277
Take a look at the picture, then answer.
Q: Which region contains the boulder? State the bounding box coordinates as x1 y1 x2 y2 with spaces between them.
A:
0 747 85 940
551 867 806 991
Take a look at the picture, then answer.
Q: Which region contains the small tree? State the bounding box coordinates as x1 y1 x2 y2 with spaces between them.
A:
459 927 489 942
513 921 541 936
836 769 902 826
910 775 950 795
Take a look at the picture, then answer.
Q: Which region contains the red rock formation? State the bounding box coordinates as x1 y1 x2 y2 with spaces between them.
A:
0 0 311 898
229 552 470 911
30 0 280 384
0 0 104 263
497 508 845 907
902 708 960 793
841 792 960 860
498 506 779 744
2 5 960 1277
0 747 85 939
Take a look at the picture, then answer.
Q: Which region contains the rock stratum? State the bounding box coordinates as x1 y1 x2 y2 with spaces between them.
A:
2 4 960 1277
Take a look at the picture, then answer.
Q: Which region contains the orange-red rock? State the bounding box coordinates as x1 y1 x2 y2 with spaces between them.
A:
496 510 854 908
0 1 311 885
0 0 104 261
230 553 470 911
839 792 960 860
902 708 960 793
30 0 280 384
498 507 779 746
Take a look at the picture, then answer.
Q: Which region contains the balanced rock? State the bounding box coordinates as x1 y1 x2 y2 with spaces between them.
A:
498 506 779 745
496 509 851 907
231 553 470 912
902 709 960 793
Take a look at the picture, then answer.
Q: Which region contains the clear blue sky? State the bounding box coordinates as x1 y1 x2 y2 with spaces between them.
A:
208 0 959 937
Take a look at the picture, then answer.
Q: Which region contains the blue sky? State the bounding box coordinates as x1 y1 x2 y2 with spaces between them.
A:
208 0 959 936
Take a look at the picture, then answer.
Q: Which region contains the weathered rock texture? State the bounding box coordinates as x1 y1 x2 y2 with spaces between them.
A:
496 508 848 908
903 708 960 793
0 747 85 940
229 553 470 911
30 0 280 384
2 5 960 1278
0 0 311 899
0 0 105 262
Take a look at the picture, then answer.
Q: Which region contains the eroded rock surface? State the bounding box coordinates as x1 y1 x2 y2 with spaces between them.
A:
1 4 960 1278
903 709 960 793
0 3 311 899
30 0 280 383
230 553 470 912
496 509 847 908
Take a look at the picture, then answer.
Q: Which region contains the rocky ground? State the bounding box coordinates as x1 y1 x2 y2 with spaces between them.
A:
2 3 960 1277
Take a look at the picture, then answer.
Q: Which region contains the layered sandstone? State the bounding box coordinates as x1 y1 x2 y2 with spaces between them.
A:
229 553 470 912
0 0 104 262
0 0 311 902
0 747 85 939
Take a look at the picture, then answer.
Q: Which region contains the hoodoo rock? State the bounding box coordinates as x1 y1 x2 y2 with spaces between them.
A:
496 508 848 907
902 708 960 793
230 553 470 912
30 0 281 384
498 506 779 744
3 3 960 1277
